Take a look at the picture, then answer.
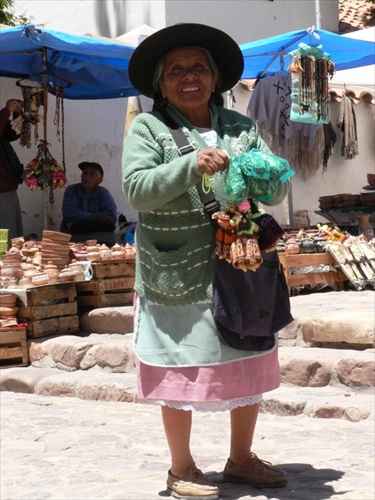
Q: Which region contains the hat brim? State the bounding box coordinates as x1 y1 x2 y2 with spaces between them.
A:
128 23 244 98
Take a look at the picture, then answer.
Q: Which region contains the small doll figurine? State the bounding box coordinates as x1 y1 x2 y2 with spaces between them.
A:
230 199 262 271
212 208 238 261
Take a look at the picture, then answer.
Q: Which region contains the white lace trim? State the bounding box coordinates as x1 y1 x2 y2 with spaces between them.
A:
149 394 263 412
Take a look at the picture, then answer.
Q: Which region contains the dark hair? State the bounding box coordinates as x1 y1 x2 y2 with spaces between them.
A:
152 46 224 111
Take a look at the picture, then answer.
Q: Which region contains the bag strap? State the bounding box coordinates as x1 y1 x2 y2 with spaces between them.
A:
161 112 220 225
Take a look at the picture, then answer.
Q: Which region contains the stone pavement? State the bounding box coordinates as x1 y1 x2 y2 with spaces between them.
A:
0 290 374 499
1 391 374 500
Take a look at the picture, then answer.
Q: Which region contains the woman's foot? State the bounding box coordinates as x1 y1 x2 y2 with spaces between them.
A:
167 467 220 499
223 453 287 488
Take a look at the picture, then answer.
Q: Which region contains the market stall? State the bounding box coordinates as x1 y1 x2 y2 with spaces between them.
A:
1 25 375 364
238 26 375 228
0 24 138 226
0 231 136 366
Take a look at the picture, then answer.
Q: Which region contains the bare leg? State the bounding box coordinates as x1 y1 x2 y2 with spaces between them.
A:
229 402 260 464
161 406 195 477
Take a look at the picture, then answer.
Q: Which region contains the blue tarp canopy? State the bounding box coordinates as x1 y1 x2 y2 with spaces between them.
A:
240 28 375 79
0 24 138 100
1 25 374 99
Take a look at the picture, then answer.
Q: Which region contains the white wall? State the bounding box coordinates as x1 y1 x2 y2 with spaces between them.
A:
7 0 370 237
165 0 339 42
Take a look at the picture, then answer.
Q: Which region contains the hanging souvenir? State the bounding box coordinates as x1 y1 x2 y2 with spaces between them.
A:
288 43 335 124
210 150 294 271
18 86 44 148
23 140 67 204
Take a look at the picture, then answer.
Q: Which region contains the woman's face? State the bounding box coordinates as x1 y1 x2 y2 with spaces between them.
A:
159 47 218 116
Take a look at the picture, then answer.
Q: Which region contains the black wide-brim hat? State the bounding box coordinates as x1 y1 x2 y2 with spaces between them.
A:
128 23 244 98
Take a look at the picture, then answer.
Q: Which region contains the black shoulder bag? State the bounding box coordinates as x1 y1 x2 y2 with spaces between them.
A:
166 117 293 351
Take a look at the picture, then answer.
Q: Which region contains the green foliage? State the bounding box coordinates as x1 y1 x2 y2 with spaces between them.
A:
0 0 34 26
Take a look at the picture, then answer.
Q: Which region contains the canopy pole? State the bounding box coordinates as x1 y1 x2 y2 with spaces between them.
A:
315 0 321 29
42 47 48 230
42 47 48 143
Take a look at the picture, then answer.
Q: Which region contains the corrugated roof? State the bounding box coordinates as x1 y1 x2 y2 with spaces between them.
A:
339 0 373 34
239 80 374 105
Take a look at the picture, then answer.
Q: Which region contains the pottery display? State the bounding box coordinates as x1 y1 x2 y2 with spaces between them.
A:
300 238 316 254
43 261 60 283
1 232 136 291
285 241 300 254
0 305 18 318
68 260 85 281
31 273 50 286
0 294 17 307
58 267 77 282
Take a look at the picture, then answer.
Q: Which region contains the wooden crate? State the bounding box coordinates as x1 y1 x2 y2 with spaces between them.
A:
76 277 135 308
25 315 79 338
0 326 28 367
16 283 79 338
77 260 135 308
278 252 347 295
90 260 135 279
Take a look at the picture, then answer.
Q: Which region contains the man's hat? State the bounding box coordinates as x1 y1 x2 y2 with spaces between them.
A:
128 23 244 99
78 161 104 178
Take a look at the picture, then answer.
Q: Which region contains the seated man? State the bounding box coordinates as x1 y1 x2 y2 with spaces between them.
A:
61 161 120 246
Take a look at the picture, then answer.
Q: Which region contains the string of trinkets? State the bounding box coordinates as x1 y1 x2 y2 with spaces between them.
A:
211 149 294 272
288 42 335 124
23 86 67 203
19 86 44 148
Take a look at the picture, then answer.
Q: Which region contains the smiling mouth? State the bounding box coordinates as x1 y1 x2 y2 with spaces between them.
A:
181 86 199 93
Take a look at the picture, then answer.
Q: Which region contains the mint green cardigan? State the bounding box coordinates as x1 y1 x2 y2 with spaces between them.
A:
122 104 289 305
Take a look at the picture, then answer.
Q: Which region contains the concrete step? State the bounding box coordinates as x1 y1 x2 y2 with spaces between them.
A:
1 364 373 422
1 290 374 421
1 338 374 423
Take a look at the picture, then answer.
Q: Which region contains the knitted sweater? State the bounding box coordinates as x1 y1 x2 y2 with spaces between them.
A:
122 104 289 305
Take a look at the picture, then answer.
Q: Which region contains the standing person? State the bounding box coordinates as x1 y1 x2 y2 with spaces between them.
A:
122 24 291 500
0 99 24 241
61 161 120 246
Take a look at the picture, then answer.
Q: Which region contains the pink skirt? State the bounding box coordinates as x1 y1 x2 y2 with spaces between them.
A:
137 345 280 402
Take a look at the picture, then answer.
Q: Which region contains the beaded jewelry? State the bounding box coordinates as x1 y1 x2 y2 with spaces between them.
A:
288 43 335 124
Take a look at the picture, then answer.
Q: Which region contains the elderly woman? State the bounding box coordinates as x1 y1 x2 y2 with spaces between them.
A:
122 23 291 500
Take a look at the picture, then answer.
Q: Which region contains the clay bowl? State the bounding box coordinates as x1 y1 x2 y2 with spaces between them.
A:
0 294 17 307
86 239 97 246
74 252 88 261
0 306 18 317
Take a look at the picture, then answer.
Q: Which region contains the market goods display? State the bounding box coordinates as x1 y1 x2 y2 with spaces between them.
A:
0 233 135 289
277 226 375 294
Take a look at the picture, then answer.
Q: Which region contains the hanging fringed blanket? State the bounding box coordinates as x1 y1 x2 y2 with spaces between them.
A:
337 95 358 160
23 140 67 204
288 43 335 124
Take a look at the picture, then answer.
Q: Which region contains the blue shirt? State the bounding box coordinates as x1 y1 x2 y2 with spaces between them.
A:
61 183 117 231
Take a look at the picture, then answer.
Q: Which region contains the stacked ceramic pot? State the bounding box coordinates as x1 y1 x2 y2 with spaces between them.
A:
0 247 22 288
0 293 18 326
40 230 72 270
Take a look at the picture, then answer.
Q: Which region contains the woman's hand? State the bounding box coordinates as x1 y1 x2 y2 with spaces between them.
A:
197 148 229 175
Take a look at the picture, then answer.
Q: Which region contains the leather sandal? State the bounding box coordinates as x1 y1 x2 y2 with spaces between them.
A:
223 453 287 488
